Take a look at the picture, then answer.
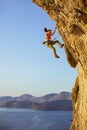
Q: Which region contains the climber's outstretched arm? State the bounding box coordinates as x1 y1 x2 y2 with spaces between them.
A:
51 26 57 36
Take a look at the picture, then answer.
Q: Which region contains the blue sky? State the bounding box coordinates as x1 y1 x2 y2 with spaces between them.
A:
0 0 77 97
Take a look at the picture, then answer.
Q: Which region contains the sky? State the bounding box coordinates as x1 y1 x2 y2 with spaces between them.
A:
0 0 77 97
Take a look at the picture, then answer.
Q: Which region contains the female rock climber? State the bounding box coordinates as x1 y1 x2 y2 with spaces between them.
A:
43 26 64 58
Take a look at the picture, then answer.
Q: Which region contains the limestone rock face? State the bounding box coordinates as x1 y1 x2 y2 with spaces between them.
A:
32 0 87 130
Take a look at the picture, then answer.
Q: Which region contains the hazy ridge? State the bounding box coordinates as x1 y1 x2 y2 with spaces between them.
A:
0 91 72 110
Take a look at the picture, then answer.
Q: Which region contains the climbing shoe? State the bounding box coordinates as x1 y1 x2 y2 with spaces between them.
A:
55 55 60 58
60 44 64 48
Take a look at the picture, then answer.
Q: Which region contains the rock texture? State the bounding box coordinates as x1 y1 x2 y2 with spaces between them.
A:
32 0 87 130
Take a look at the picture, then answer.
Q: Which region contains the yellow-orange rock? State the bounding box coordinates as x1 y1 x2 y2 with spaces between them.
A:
32 0 87 130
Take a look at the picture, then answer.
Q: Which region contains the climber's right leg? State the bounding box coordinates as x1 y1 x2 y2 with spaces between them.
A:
50 45 60 58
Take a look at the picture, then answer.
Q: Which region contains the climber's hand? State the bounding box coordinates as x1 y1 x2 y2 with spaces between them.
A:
55 26 57 30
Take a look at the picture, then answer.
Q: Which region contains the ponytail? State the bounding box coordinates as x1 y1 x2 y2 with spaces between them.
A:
44 28 48 32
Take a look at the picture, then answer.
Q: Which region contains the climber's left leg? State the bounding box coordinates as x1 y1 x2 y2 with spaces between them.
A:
52 40 64 48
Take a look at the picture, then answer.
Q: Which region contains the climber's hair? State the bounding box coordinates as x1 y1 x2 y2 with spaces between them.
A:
44 28 48 32
44 28 52 32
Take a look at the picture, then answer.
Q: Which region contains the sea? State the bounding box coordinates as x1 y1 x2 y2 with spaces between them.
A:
0 108 72 130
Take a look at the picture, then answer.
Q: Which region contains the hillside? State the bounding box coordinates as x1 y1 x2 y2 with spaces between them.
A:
0 91 72 110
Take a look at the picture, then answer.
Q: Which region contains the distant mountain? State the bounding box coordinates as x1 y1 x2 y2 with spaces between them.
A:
35 100 72 110
0 96 12 103
0 101 39 109
0 91 72 110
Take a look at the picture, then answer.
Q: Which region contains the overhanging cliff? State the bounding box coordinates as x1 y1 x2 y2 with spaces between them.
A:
32 0 87 130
